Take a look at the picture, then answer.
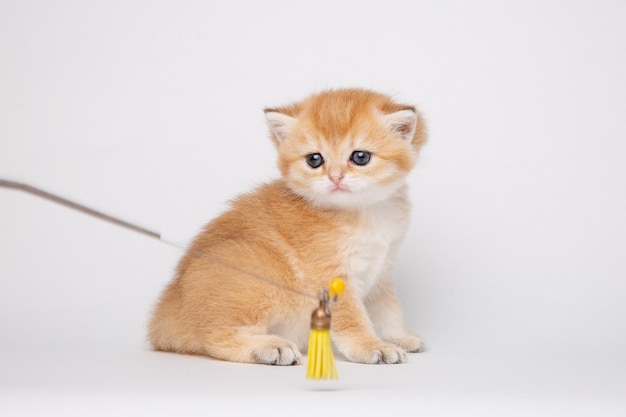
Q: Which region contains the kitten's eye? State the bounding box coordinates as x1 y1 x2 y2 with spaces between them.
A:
350 151 372 166
306 153 324 169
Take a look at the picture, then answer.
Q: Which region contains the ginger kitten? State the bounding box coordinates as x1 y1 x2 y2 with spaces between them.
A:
149 88 427 365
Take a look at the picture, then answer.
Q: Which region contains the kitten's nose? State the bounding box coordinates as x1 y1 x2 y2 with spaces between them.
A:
328 168 344 184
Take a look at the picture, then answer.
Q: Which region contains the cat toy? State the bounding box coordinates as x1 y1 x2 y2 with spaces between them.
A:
307 277 345 380
0 179 344 380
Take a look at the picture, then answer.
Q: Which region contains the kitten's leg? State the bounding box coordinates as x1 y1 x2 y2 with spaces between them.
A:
365 277 424 353
157 240 305 366
330 288 409 364
203 326 302 365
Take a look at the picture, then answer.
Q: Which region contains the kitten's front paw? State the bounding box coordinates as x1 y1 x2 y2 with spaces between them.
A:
252 339 302 366
388 333 424 353
345 343 408 364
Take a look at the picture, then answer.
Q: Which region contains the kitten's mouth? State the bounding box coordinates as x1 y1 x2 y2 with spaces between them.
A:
330 185 351 193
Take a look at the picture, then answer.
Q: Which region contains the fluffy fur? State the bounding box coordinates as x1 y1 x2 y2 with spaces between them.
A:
149 88 427 365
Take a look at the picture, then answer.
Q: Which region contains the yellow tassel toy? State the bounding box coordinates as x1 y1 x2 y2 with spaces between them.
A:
306 277 345 380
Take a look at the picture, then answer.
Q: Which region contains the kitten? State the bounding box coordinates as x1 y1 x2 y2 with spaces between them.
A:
149 88 427 365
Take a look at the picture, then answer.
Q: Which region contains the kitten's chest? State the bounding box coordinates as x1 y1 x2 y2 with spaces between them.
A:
339 202 409 298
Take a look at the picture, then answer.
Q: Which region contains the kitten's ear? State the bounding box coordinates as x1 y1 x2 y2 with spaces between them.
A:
384 109 417 142
264 110 296 144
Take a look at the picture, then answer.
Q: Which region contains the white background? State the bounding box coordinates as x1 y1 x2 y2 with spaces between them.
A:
1 1 625 416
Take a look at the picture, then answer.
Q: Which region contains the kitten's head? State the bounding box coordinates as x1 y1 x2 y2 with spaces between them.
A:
264 88 427 209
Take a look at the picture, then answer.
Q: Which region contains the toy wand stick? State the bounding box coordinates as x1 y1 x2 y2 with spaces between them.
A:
0 179 160 240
